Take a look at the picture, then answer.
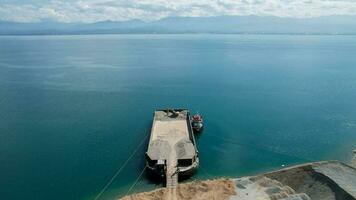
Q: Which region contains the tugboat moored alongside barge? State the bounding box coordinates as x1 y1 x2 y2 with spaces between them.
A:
191 113 203 133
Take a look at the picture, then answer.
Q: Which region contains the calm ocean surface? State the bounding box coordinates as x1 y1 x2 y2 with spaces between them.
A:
1 34 356 200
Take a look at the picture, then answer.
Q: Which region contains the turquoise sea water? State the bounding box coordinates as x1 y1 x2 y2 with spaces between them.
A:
1 34 356 200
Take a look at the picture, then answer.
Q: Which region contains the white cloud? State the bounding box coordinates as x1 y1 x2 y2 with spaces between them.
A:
0 0 356 23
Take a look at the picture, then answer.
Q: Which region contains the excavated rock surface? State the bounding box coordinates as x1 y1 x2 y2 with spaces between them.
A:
120 161 356 200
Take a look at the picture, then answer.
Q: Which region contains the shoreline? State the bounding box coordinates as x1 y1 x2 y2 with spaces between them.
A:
120 160 356 200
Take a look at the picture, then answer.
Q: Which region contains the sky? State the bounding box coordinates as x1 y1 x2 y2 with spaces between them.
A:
0 0 356 23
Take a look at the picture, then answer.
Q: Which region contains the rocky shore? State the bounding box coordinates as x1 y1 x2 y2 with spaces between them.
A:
120 160 356 200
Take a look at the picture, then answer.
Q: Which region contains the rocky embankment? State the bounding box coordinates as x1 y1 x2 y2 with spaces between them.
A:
234 161 356 200
120 160 356 200
352 150 356 168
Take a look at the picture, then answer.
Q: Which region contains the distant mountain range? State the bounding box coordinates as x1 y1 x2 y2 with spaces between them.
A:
1 15 356 35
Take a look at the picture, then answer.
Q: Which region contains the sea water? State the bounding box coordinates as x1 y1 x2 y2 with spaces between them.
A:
1 34 356 200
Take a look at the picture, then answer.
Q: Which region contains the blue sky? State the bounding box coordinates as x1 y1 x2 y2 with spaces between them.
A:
1 0 356 23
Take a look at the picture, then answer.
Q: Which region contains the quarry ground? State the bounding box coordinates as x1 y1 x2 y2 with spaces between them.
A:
120 161 356 200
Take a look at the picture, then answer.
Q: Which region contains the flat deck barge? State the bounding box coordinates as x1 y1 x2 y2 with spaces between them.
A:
146 109 199 187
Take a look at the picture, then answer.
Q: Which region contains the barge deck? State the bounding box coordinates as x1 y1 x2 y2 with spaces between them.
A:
146 109 199 187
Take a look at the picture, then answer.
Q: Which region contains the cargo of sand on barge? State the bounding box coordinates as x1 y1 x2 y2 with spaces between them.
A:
145 109 199 183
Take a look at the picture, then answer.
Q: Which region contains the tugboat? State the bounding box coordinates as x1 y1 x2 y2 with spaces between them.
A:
191 113 203 132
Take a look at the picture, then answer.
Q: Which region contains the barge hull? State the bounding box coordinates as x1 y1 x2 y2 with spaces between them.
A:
145 109 199 181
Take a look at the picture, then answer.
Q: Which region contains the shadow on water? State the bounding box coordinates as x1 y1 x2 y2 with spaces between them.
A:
144 171 165 185
193 129 204 140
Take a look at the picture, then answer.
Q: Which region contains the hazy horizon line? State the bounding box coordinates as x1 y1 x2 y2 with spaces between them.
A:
1 14 356 24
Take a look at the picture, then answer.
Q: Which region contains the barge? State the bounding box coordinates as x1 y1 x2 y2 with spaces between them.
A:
145 109 199 182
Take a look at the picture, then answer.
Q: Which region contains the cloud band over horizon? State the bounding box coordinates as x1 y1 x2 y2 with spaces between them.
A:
1 0 356 23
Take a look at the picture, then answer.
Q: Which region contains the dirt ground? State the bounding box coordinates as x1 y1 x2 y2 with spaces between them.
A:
120 179 236 200
120 161 356 200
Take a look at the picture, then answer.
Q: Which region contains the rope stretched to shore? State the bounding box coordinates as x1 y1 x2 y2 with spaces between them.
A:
93 133 150 200
124 166 147 197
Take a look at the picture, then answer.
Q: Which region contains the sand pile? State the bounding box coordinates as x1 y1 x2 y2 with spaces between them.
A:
120 179 236 200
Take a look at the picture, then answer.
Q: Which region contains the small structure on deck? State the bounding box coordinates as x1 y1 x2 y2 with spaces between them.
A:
146 109 199 188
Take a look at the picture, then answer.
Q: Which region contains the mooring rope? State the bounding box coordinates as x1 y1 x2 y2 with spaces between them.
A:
124 165 147 197
93 133 150 200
